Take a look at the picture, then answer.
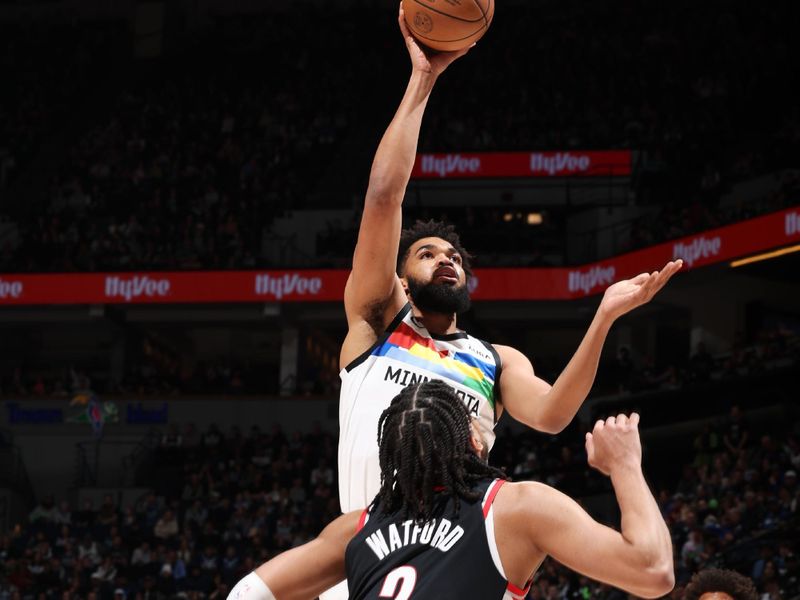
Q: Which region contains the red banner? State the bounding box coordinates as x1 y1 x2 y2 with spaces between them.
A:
1 207 798 305
411 150 632 179
0 270 349 306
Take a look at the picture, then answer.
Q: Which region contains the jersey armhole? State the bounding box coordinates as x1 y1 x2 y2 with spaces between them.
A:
355 508 369 533
506 580 533 599
343 303 412 373
478 338 503 422
482 480 532 599
481 478 506 519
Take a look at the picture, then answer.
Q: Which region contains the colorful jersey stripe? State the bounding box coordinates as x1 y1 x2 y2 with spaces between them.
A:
374 322 498 406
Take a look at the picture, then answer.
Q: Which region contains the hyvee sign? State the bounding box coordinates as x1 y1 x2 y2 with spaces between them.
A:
412 150 632 179
254 273 323 299
0 271 347 305
105 275 171 301
1 207 797 305
0 277 23 299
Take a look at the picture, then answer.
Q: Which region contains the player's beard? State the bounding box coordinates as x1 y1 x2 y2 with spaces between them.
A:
407 275 471 315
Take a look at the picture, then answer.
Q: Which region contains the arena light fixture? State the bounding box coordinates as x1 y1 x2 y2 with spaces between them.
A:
527 212 543 225
729 244 800 268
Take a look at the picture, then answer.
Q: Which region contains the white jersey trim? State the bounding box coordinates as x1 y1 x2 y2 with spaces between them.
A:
482 480 508 582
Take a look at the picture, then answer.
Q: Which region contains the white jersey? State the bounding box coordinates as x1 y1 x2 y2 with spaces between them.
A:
338 304 502 512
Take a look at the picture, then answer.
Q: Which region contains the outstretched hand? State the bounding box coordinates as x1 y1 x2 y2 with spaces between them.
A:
599 259 683 322
399 3 473 76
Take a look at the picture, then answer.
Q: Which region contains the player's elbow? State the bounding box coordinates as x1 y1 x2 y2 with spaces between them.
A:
659 567 677 595
637 561 675 598
529 413 570 435
365 189 401 209
365 174 404 208
512 390 573 435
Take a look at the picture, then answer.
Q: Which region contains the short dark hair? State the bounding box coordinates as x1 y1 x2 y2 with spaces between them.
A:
684 568 758 600
396 220 473 278
375 380 506 523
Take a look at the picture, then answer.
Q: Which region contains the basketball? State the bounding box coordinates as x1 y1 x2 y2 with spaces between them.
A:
402 0 494 52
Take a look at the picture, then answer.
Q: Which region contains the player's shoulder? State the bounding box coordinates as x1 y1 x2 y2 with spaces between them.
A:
491 344 531 368
321 510 364 543
491 480 572 552
461 335 502 364
496 480 564 517
499 479 550 497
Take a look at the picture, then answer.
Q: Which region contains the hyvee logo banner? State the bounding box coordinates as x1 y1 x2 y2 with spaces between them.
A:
672 236 721 267
568 265 616 295
419 154 482 178
254 273 323 299
1 206 797 305
411 150 631 179
529 152 592 176
105 276 171 301
0 277 23 299
786 211 800 237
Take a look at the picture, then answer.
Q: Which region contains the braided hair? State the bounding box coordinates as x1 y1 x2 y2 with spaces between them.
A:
375 380 507 523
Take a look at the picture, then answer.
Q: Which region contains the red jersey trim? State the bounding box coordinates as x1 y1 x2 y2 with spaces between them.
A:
506 580 532 598
356 508 369 533
482 479 506 519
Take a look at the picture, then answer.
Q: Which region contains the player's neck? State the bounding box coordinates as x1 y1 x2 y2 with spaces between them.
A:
411 306 459 336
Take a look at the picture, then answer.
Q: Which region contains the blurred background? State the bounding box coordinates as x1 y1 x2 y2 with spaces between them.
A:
0 0 798 598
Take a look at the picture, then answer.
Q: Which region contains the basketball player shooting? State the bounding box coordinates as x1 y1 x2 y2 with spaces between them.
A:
229 381 674 599
337 4 683 515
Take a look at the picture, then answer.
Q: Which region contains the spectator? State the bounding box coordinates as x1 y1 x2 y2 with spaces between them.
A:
96 494 119 529
681 529 707 571
77 534 101 567
90 556 117 583
28 496 58 524
309 459 334 487
184 499 208 533
160 424 183 449
689 342 716 383
153 510 179 540
723 405 750 455
199 545 219 573
130 541 152 570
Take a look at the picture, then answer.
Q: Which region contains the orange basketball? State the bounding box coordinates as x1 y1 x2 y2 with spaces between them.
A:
402 0 494 52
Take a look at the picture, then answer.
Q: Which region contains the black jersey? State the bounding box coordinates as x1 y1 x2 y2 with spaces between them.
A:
345 479 531 600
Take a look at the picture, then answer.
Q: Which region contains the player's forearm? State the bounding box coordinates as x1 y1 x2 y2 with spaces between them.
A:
611 465 673 577
366 71 436 204
539 312 612 431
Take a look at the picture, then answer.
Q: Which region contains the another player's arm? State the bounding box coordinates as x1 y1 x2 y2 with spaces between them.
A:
241 511 360 600
503 414 674 598
495 260 683 434
342 8 473 364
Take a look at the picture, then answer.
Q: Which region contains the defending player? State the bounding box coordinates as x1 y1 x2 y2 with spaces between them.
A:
228 380 675 599
683 568 759 600
338 4 683 514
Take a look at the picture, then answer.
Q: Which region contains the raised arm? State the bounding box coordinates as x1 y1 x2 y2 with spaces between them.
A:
498 413 674 598
341 8 473 365
228 511 360 600
496 259 683 433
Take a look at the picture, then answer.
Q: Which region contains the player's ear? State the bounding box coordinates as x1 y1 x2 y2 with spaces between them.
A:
469 420 484 456
399 275 410 295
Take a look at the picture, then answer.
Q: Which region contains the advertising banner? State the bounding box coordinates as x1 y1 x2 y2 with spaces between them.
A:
411 150 632 179
1 207 797 305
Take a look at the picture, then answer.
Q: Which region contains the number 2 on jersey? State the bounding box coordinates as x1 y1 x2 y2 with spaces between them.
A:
379 565 418 600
